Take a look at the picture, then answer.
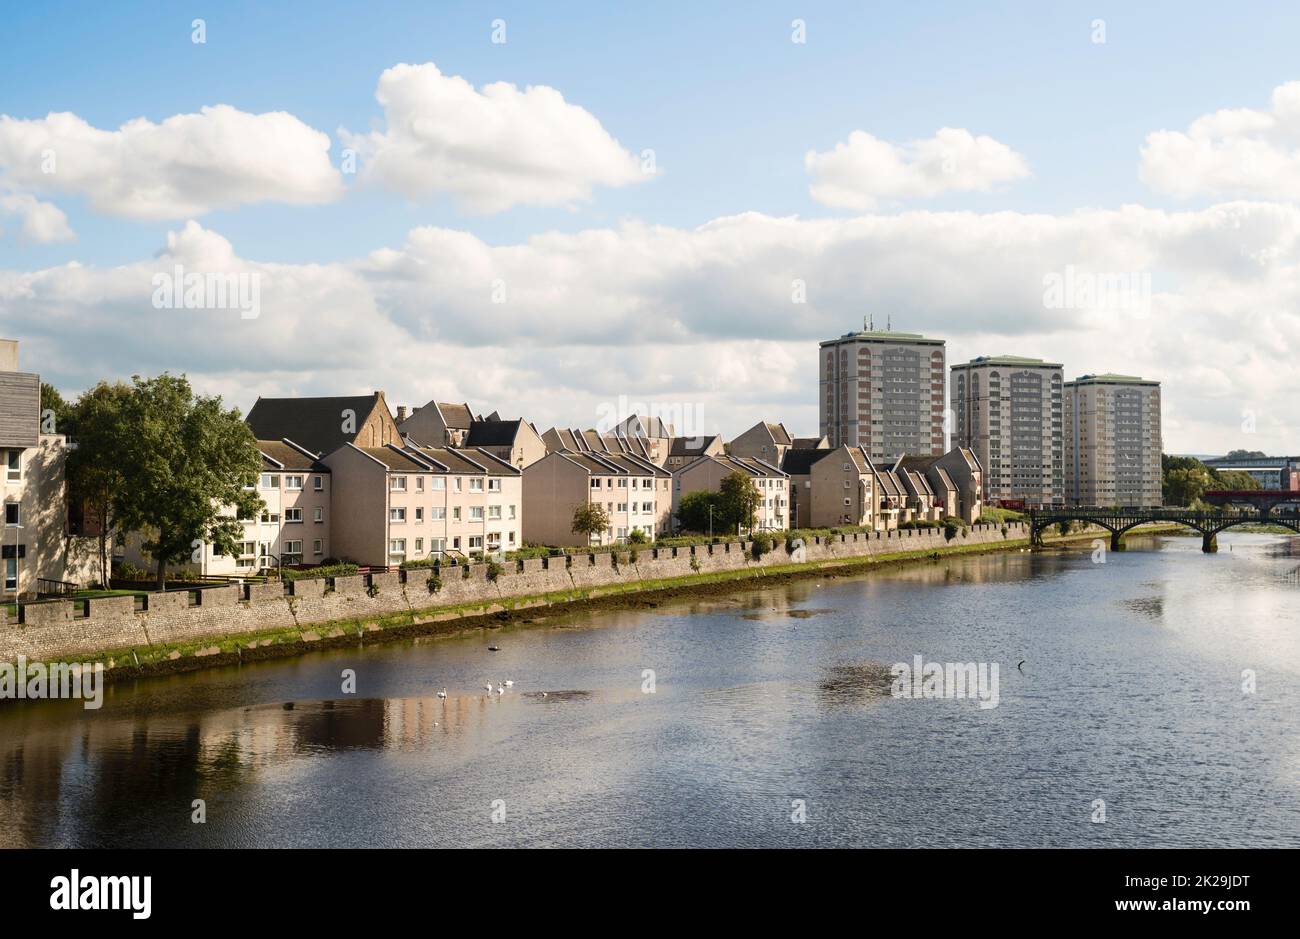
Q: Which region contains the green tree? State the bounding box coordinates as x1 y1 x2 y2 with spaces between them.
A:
66 381 132 586
1162 455 1216 506
571 501 610 545
719 470 763 534
110 374 263 589
676 490 723 534
1215 470 1260 490
40 382 75 437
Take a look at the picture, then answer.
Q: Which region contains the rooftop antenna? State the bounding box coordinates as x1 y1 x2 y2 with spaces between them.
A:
887 313 891 331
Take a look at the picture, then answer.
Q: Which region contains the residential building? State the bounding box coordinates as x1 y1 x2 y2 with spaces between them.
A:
607 413 675 466
1064 373 1163 506
396 401 477 447
522 450 671 546
893 462 942 522
464 417 547 469
541 427 656 462
929 447 985 522
807 445 878 530
1 339 96 596
819 326 946 463
874 466 907 529
897 454 963 520
118 438 332 575
663 434 725 469
323 443 522 565
1202 453 1300 490
780 448 825 529
672 455 789 533
246 391 401 455
950 355 1064 508
729 421 794 465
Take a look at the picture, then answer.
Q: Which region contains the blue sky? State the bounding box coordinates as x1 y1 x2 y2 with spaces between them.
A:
2 1 1300 451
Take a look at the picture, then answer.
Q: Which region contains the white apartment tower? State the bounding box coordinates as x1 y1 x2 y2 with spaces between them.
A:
950 355 1064 508
819 326 946 464
1063 374 1162 507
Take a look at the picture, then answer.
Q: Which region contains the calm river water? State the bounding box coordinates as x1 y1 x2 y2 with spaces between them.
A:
2 532 1298 848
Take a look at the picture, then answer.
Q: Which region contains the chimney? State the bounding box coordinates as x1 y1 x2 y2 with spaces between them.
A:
396 406 408 421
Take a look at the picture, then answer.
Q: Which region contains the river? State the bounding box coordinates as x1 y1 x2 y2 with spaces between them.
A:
2 531 1297 848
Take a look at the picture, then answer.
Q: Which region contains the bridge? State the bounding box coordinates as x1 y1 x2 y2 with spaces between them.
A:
1027 506 1300 552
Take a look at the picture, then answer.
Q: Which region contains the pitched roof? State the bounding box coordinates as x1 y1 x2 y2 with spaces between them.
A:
613 413 675 438
466 418 526 447
668 434 721 457
679 454 787 478
781 448 830 476
765 422 792 446
435 402 475 429
792 436 829 450
554 450 668 477
246 393 385 455
257 439 330 472
351 443 520 475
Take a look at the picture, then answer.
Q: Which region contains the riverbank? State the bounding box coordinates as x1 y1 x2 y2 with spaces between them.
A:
2 522 1185 688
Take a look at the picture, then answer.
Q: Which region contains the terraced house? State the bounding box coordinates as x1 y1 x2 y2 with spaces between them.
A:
522 450 671 546
672 455 789 533
0 339 95 597
323 443 522 565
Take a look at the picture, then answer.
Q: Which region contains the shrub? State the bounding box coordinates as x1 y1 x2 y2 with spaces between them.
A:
689 555 701 572
462 564 472 580
486 560 503 582
628 528 648 545
399 557 438 570
628 547 639 564
426 573 442 594
366 582 380 597
944 520 959 542
1001 525 1009 539
283 562 358 582
750 532 775 559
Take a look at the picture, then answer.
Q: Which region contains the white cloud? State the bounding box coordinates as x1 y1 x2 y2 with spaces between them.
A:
5 204 1300 454
806 127 1030 209
1141 81 1300 201
339 63 646 213
0 188 73 243
0 105 344 220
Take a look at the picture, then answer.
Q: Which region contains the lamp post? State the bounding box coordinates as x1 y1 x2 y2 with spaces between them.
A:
708 504 713 540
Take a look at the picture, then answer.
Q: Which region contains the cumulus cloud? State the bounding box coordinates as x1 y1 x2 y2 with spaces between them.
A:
339 63 646 213
1141 81 1300 201
4 204 1300 454
0 188 73 243
806 127 1029 209
0 105 344 220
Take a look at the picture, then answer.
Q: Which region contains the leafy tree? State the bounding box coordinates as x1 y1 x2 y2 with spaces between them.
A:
40 383 76 437
571 501 610 545
110 374 264 589
1215 470 1260 490
719 470 763 534
628 527 649 544
1223 449 1266 460
676 490 723 534
66 381 132 587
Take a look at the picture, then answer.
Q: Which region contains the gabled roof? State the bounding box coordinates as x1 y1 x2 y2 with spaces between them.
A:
246 393 387 455
613 413 675 438
257 438 330 472
792 436 829 450
553 450 666 477
435 402 476 429
876 469 905 499
352 443 521 475
781 448 830 476
932 465 957 492
765 422 792 446
677 454 788 478
466 418 527 447
668 434 722 457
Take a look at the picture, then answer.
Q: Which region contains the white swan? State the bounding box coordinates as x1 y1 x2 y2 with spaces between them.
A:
503 679 514 687
484 682 493 694
436 689 447 699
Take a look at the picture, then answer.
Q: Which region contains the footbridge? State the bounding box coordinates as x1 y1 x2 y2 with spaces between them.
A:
1027 506 1300 553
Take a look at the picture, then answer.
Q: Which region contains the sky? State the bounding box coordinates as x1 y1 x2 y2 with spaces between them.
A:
2 0 1300 453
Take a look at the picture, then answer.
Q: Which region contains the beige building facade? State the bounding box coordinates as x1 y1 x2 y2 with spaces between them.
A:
672 455 789 533
1064 374 1162 507
522 451 671 547
951 355 1063 508
820 328 946 463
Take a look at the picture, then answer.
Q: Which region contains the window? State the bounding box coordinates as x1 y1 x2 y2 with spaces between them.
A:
285 508 303 523
3 502 17 526
642 502 653 513
508 531 516 544
470 506 484 520
489 505 502 519
389 539 406 557
284 539 303 554
415 538 424 552
452 537 461 549
391 476 407 492
5 557 17 590
617 503 628 512
488 478 501 492
452 507 461 521
430 478 446 491
468 536 483 549
285 475 303 490
508 505 516 519
313 475 324 491
390 507 406 522
454 478 463 492
618 478 628 488
414 507 424 522
429 538 445 556
313 539 323 556
314 507 324 523
590 478 602 489
470 478 484 492
6 450 20 482
416 477 424 492
260 473 279 489
431 507 446 520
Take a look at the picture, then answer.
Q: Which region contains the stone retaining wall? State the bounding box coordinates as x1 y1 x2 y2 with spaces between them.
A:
1 522 1061 663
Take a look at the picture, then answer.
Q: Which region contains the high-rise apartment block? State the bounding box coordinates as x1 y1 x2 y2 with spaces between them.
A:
950 355 1063 508
819 328 946 464
1063 374 1162 506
